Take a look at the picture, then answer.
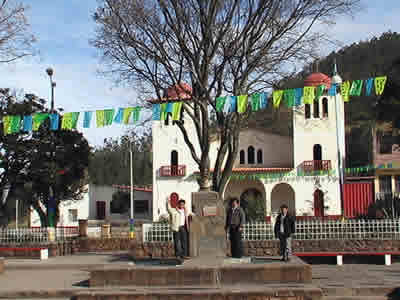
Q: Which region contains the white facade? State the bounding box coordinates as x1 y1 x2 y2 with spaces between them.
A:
30 184 153 226
152 82 346 221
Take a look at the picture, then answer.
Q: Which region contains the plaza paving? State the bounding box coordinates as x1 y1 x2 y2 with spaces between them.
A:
1 253 400 299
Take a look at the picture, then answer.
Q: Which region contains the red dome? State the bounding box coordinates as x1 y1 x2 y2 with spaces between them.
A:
164 82 192 99
304 72 331 89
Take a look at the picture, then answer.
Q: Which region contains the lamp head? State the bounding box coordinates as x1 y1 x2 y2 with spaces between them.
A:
46 67 54 77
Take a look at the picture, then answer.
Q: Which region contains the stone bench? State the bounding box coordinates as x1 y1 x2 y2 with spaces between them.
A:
0 247 48 260
294 251 400 266
0 257 4 273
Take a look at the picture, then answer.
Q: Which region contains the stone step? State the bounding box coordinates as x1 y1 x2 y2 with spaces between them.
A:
323 286 400 297
324 297 389 300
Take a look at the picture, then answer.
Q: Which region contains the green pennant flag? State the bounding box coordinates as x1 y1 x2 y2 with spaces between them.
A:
132 107 141 123
316 85 325 98
251 93 261 111
160 103 167 121
122 107 134 124
216 96 226 112
172 102 183 121
70 112 80 129
283 89 295 107
303 86 315 104
237 95 248 113
10 115 21 134
104 109 115 125
273 90 283 108
33 113 49 131
3 116 12 135
96 110 105 127
61 113 73 129
374 76 387 95
349 80 363 96
341 81 351 102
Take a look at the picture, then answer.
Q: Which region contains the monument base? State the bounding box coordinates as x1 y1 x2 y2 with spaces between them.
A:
89 256 312 287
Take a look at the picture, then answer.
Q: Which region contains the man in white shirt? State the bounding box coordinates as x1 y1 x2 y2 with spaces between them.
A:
167 198 190 259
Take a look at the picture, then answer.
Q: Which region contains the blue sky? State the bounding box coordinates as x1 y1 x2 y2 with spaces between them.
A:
1 0 400 146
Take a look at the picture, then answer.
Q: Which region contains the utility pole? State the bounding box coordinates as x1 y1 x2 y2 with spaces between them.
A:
130 141 135 239
46 68 56 231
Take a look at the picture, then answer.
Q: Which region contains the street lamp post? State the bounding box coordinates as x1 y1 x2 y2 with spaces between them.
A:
332 61 345 217
46 68 56 229
129 141 135 239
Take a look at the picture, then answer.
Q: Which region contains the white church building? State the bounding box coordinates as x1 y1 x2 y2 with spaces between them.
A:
151 69 345 221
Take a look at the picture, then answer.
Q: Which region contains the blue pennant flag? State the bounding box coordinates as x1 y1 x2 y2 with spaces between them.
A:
152 104 161 120
365 78 373 96
166 102 173 113
327 83 337 96
260 92 269 109
49 114 59 131
114 108 124 123
228 96 237 113
294 88 303 106
83 111 92 128
22 115 32 132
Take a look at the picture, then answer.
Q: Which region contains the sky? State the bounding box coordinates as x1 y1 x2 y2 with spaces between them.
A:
1 0 400 147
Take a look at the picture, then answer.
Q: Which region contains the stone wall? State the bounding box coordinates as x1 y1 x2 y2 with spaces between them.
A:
0 241 79 258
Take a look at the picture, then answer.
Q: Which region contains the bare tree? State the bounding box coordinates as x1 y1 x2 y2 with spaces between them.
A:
91 0 360 196
0 0 36 63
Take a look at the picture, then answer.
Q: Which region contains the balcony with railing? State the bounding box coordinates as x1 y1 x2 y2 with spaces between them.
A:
159 165 186 177
298 160 331 175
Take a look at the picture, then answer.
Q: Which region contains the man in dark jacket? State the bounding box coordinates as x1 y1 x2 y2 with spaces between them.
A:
274 204 295 262
225 198 246 258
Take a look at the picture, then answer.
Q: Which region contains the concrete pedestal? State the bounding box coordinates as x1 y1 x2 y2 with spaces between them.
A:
78 219 88 237
189 191 226 258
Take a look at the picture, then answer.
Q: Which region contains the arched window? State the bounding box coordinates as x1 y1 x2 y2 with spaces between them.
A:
313 144 322 170
257 149 263 164
313 98 319 118
171 150 178 176
322 98 328 117
305 104 311 119
239 150 245 164
248 146 255 164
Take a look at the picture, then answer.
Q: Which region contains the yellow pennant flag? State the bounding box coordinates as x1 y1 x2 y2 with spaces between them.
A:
272 90 283 108
96 110 105 127
172 102 183 121
303 86 315 104
374 76 387 95
237 95 248 113
123 107 134 124
3 116 12 135
341 81 351 102
61 112 73 129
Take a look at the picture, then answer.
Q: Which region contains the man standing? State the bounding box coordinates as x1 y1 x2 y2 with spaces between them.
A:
225 198 246 258
166 197 190 260
274 204 296 262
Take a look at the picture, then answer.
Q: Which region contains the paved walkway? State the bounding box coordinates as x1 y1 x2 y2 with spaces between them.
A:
1 253 400 298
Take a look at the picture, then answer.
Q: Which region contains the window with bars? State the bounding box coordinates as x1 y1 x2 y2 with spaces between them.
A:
68 209 78 222
379 175 392 194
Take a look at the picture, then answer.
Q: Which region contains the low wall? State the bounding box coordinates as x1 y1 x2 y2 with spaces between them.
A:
2 238 400 259
130 239 400 259
0 241 79 258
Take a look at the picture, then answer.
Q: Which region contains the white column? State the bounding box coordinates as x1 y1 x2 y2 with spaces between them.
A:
336 255 343 266
385 254 391 266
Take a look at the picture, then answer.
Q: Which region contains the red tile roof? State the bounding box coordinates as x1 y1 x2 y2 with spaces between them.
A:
304 72 331 89
112 185 152 193
194 167 292 174
147 82 193 104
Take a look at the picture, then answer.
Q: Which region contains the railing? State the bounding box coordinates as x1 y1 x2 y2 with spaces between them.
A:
300 160 331 173
0 226 79 244
142 219 400 242
159 165 186 177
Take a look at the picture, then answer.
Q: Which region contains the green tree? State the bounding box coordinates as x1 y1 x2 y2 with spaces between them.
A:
89 130 152 186
0 89 90 227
